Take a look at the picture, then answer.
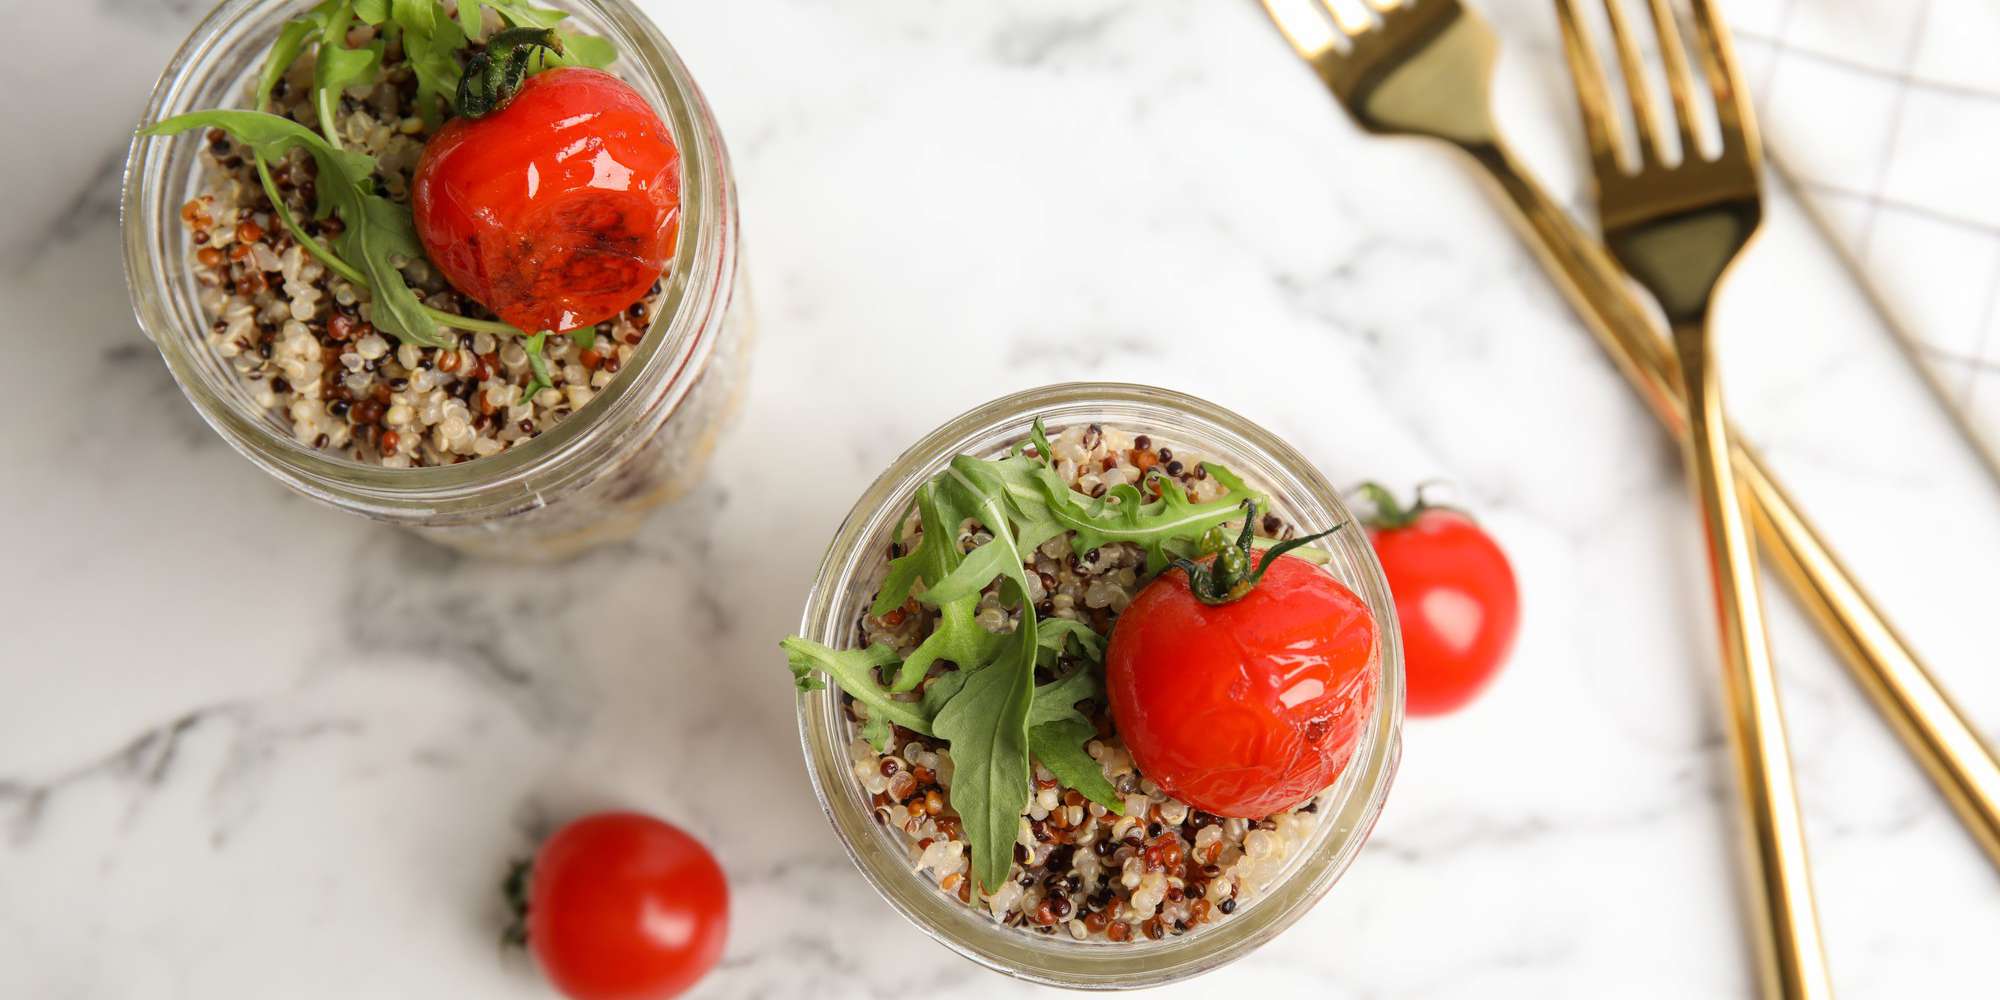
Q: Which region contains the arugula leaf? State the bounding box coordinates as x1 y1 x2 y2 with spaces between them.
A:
520 332 553 399
781 639 931 749
334 193 446 348
1029 719 1121 813
1026 665 1099 729
932 455 1047 891
311 2 385 148
257 16 318 111
931 620 1036 891
390 0 467 126
141 110 450 348
919 666 967 719
480 0 569 29
458 0 485 37
1036 464 1265 575
1035 617 1104 667
554 33 617 68
1023 662 1122 813
879 482 999 692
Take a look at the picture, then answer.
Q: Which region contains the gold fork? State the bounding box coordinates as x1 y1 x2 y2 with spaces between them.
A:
1553 1 1829 996
1259 0 2000 885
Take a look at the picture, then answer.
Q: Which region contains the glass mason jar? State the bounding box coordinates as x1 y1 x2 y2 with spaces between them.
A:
122 0 749 560
794 382 1405 989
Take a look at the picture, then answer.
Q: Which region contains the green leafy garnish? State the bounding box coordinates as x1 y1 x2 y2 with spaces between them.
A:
930 621 1036 892
927 456 1046 891
311 2 385 147
384 0 468 126
1030 719 1120 814
520 331 554 400
1036 462 1264 574
141 110 451 348
1035 617 1104 668
257 17 316 110
781 639 931 749
339 190 444 348
1025 665 1121 812
874 482 1000 692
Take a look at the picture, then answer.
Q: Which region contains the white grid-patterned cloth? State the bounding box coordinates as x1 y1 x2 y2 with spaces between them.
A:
1732 0 2000 475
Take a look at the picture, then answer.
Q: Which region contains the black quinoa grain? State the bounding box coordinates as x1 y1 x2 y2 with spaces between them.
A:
1219 899 1237 914
1046 844 1075 872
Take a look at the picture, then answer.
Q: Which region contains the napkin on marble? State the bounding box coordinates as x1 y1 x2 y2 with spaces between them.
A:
1733 0 2000 475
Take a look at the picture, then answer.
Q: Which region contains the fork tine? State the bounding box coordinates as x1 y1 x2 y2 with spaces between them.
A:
1600 0 1664 164
1553 0 1627 175
1686 0 1754 145
1259 0 1341 61
1641 0 1702 158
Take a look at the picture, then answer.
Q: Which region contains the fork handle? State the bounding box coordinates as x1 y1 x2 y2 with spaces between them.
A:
1462 138 2000 869
1676 325 1834 1000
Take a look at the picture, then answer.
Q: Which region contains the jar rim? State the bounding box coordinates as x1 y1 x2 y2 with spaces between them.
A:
792 382 1405 989
120 0 735 520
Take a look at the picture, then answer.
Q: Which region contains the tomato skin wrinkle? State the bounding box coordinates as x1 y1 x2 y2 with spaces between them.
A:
1106 556 1378 819
412 67 681 335
1369 507 1519 717
527 812 728 1000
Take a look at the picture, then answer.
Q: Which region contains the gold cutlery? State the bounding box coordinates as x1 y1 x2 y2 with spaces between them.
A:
1256 0 2000 885
1552 1 1826 995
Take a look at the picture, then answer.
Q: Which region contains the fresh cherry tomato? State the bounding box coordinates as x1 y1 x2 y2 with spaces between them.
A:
525 812 727 1000
412 66 681 334
1360 484 1519 716
1106 520 1379 818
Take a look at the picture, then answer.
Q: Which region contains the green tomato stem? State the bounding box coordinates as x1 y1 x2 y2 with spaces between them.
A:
1172 501 1342 606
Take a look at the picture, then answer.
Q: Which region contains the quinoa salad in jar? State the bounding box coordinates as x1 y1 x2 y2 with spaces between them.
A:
784 416 1385 951
128 0 748 556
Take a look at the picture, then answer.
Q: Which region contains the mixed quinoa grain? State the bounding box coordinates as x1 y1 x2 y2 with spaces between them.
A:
843 424 1319 942
175 34 665 468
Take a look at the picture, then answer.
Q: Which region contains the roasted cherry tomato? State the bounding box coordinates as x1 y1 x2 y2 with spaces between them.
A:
1360 483 1519 716
412 66 681 334
1106 515 1379 818
523 812 728 1000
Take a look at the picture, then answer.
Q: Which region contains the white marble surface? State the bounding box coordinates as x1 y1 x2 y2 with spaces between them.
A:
4 1 1999 997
